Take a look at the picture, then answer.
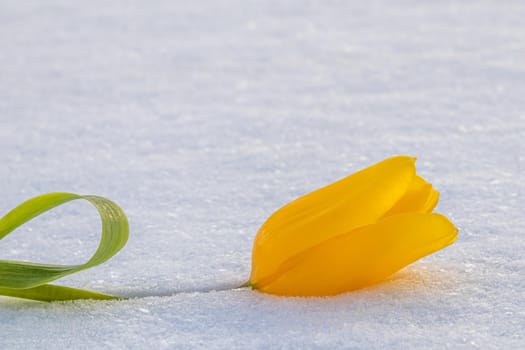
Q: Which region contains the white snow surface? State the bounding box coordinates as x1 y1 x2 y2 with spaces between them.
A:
0 1 524 349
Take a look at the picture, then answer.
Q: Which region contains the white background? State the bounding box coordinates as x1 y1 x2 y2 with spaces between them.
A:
0 1 524 348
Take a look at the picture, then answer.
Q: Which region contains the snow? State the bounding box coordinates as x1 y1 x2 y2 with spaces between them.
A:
0 0 524 348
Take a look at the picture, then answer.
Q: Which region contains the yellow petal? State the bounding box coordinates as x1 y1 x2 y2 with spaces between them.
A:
383 175 439 216
255 213 458 296
250 156 417 285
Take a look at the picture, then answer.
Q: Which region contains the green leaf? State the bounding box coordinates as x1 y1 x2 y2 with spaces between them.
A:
0 192 129 302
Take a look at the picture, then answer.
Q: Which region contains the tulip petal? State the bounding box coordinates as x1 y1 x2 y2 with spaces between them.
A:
255 213 458 296
383 175 439 216
250 156 417 284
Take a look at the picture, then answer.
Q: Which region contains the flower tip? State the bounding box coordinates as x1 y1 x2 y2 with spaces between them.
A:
451 225 460 242
434 214 459 248
406 155 417 163
391 155 417 163
404 155 417 168
389 155 417 170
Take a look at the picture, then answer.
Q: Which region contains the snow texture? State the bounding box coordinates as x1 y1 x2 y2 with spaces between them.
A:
0 0 524 349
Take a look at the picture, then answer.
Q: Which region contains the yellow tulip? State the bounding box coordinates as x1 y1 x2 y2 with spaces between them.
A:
248 155 458 296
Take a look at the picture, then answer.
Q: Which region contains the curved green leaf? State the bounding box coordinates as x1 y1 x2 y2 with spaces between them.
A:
0 192 129 302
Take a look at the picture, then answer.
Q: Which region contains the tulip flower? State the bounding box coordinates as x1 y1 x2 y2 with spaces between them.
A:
248 156 458 296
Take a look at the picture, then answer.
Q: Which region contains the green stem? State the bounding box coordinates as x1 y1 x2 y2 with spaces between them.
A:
238 281 252 289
